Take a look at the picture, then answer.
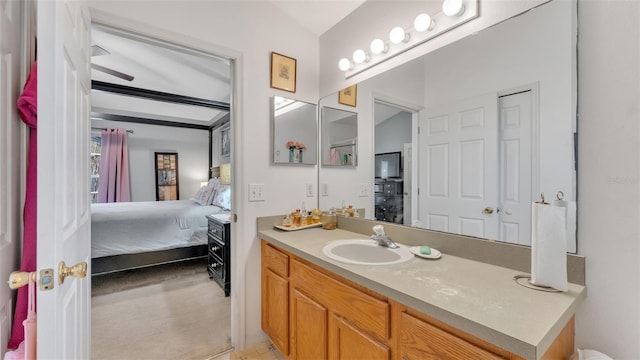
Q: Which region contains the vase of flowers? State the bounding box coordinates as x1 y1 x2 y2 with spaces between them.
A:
286 141 306 163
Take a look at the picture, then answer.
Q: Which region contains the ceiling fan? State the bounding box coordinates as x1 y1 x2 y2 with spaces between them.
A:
91 45 135 82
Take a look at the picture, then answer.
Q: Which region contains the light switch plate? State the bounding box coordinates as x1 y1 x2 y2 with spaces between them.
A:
306 183 314 197
321 183 329 197
359 183 369 197
248 184 265 201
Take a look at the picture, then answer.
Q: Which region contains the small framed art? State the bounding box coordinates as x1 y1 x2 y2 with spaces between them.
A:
270 52 297 93
221 126 231 157
338 84 357 107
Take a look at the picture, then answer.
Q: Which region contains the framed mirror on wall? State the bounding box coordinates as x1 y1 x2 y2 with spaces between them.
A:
318 0 578 252
155 152 179 201
272 96 318 165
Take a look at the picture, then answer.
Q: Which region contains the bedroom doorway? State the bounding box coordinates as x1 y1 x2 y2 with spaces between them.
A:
88 23 234 359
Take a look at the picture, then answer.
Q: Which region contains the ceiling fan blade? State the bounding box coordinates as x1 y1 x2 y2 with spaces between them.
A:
91 63 135 81
91 44 110 57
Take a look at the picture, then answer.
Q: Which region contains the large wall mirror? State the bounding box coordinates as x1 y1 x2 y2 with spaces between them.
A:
272 96 318 165
318 0 578 253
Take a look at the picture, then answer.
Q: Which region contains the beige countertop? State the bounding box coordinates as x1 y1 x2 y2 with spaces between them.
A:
258 225 586 360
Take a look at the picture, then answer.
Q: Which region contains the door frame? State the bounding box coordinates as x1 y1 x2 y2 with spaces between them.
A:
371 93 422 226
88 9 246 349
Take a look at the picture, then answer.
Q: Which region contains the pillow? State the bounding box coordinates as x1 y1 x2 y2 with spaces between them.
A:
206 178 221 205
192 185 208 205
212 184 231 210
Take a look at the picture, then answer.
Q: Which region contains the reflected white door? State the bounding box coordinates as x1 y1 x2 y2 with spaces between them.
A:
403 143 412 225
37 1 92 358
498 91 533 245
0 0 22 355
418 93 498 238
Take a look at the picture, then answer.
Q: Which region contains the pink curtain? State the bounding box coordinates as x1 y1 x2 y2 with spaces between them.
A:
97 128 131 203
8 62 37 349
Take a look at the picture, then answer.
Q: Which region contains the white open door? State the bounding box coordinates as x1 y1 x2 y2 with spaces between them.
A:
418 93 498 239
37 0 92 358
498 90 533 245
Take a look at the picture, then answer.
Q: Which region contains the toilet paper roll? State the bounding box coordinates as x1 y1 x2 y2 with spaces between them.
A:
531 202 568 291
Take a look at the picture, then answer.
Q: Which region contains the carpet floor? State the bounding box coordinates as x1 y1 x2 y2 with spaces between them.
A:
91 259 231 360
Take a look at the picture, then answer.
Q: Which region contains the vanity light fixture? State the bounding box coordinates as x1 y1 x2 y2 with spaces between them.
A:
414 13 435 32
352 49 370 64
442 0 465 17
370 38 388 55
338 57 353 71
337 0 478 76
389 26 410 44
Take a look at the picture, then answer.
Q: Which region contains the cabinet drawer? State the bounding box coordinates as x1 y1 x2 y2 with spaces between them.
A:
209 239 225 261
291 259 389 341
262 241 289 277
208 221 224 241
208 254 224 279
398 311 506 360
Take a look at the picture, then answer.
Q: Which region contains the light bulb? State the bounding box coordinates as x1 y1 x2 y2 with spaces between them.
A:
370 39 388 55
414 13 434 32
338 58 352 71
352 49 369 64
389 26 408 44
443 0 465 17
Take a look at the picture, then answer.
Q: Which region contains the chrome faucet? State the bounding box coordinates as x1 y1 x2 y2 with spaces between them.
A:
371 225 399 249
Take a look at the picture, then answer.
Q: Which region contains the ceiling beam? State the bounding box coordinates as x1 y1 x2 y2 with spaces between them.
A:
91 80 231 111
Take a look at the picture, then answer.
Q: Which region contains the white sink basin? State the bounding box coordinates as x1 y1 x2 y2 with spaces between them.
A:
322 239 414 265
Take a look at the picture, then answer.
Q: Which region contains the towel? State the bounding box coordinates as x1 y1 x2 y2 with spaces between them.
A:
531 201 568 291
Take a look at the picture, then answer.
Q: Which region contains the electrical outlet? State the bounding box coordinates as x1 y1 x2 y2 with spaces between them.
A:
359 183 369 197
248 184 265 201
321 183 329 197
306 183 314 197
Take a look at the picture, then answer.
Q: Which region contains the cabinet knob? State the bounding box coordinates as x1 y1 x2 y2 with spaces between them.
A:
211 246 220 251
402 356 409 360
212 263 219 268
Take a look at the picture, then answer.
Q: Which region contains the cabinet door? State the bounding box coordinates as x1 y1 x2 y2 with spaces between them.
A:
398 311 505 360
262 268 289 354
291 289 328 359
331 315 390 360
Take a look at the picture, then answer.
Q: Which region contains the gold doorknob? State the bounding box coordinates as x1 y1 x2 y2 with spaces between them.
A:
58 261 87 285
483 206 494 214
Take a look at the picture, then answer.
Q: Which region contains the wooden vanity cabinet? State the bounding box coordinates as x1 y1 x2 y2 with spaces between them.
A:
290 257 391 360
261 241 290 355
261 241 575 360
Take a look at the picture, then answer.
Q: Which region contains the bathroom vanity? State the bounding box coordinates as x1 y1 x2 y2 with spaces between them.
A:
258 216 586 360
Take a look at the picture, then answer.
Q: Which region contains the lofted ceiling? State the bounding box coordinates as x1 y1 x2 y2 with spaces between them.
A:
90 1 364 128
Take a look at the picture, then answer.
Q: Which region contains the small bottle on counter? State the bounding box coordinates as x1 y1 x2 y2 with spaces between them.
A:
281 214 293 228
292 209 302 227
322 211 337 230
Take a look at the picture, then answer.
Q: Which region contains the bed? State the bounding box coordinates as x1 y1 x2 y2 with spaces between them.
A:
91 199 229 275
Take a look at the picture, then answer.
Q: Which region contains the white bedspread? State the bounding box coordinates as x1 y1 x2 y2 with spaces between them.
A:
91 200 228 258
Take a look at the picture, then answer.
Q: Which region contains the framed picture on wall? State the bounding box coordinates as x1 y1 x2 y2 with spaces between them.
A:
338 84 357 107
270 52 297 93
221 126 231 157
155 152 179 201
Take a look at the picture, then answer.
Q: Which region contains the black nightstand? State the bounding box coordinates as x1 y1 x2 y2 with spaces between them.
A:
206 215 231 297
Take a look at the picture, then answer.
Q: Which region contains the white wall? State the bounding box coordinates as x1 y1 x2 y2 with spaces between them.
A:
575 0 640 358
92 119 210 201
89 0 319 348
375 112 412 155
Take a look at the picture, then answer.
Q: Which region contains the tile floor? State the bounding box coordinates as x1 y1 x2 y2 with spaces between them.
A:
210 341 285 360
